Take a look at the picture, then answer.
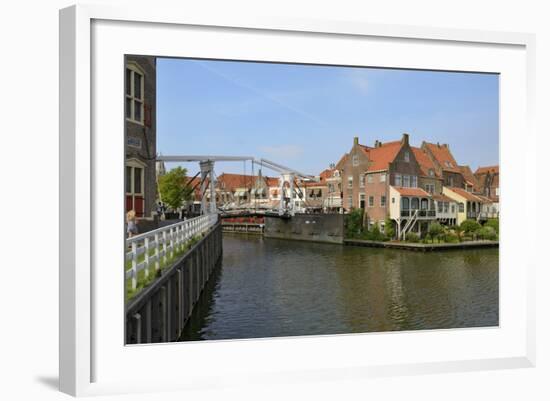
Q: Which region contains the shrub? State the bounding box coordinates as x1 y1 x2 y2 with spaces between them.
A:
345 208 364 238
443 231 459 243
460 219 481 237
428 222 445 243
485 218 499 234
405 232 420 243
477 226 497 240
384 216 395 240
359 222 386 241
452 225 464 242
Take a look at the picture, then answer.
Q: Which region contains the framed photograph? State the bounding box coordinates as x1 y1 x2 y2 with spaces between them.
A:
60 4 536 396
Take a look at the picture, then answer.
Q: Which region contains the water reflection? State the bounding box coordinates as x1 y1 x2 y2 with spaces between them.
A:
179 234 499 341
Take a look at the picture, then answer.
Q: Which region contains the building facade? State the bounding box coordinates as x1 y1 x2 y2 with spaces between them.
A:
125 55 157 219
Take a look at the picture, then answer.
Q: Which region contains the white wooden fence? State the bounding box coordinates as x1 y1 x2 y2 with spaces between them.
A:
125 214 218 290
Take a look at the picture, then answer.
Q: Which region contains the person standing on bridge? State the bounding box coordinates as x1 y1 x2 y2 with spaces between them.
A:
126 209 138 238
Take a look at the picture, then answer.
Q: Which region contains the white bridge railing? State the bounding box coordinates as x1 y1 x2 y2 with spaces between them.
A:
125 214 218 290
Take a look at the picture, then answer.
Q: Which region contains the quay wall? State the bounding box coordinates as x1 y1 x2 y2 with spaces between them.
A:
125 222 222 344
264 213 344 244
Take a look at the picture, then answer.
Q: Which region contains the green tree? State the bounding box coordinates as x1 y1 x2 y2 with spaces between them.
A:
486 218 499 234
384 216 395 240
460 219 481 239
345 208 364 238
158 167 192 211
428 222 444 243
452 225 464 242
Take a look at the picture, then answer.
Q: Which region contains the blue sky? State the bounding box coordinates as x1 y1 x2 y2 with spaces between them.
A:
157 58 499 177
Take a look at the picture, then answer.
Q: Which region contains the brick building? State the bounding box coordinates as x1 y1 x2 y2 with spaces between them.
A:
337 133 498 238
125 55 157 219
475 165 500 201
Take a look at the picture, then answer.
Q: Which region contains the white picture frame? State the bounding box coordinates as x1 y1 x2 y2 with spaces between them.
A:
59 4 536 397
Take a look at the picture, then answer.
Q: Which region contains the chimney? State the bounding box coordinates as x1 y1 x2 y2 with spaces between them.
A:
443 143 449 149
353 136 359 146
374 139 380 148
437 142 440 148
401 133 409 145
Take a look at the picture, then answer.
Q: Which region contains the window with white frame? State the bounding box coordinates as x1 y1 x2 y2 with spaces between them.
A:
425 184 435 194
126 163 144 196
348 195 353 208
352 154 359 166
403 175 410 187
360 175 365 187
459 203 465 213
348 176 353 188
404 151 410 162
380 173 386 182
359 193 366 209
367 174 374 183
126 63 145 124
395 173 402 187
380 195 386 207
411 176 418 188
368 196 374 207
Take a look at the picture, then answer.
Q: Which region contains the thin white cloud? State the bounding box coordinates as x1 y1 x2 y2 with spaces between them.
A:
346 70 370 94
259 144 304 160
193 60 327 126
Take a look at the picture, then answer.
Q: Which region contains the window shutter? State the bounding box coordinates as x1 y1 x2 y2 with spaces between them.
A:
144 103 152 127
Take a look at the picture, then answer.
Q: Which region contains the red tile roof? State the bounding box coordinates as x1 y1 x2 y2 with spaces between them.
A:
319 168 334 182
411 146 439 177
265 177 280 187
458 165 480 190
424 142 461 173
446 187 483 202
475 194 494 203
217 173 278 191
364 140 403 172
432 194 455 203
475 165 499 175
392 187 431 197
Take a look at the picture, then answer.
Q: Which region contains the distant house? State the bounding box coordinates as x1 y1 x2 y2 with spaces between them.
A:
474 166 500 203
336 132 498 238
125 55 156 219
442 187 486 225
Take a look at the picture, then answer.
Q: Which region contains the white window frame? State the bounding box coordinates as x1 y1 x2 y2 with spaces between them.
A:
125 158 146 197
368 195 374 207
395 173 402 187
380 195 386 207
352 154 359 166
404 151 410 162
126 62 145 125
348 175 353 188
380 173 386 182
360 174 366 187
403 175 410 188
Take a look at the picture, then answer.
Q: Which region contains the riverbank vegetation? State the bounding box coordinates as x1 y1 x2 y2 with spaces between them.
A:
345 208 499 244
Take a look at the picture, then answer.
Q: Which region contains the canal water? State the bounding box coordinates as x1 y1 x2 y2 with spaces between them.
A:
180 234 499 341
